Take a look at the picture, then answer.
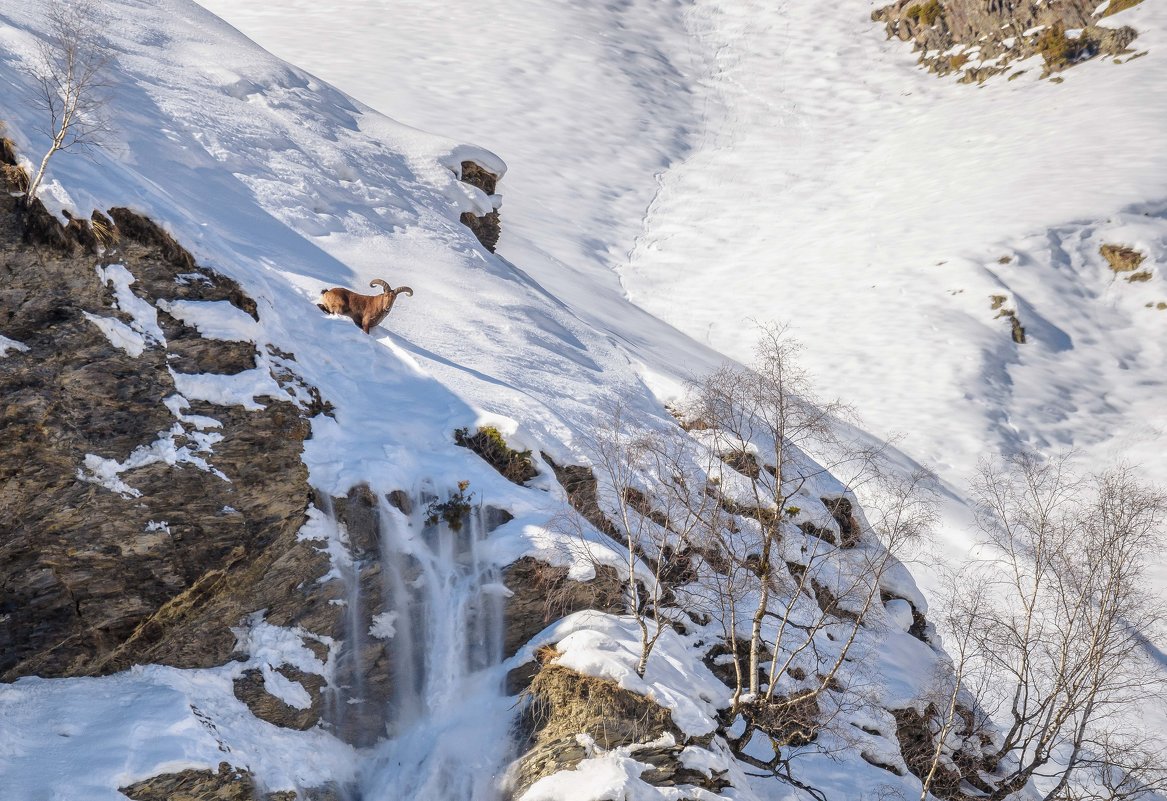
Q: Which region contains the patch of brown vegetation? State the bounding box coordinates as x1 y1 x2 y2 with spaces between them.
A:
988 297 1026 344
1036 22 1095 70
512 663 678 797
893 705 994 799
1102 0 1146 17
906 0 942 26
526 663 677 747
736 691 822 751
721 449 762 479
121 763 265 801
1101 243 1145 273
455 426 538 484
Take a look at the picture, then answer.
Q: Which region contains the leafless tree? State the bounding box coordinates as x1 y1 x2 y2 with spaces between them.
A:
920 455 1167 801
565 402 720 677
686 324 866 698
562 327 938 797
23 0 112 206
915 571 994 801
684 326 933 710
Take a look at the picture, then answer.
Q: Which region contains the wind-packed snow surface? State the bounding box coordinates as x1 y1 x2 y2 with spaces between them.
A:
1 0 1165 799
0 1 736 798
200 0 1167 723
198 0 1167 552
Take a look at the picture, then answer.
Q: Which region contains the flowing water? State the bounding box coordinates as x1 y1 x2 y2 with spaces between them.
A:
324 488 514 801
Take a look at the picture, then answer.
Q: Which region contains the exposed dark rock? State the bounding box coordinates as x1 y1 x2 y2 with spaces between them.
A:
636 743 731 791
502 556 624 660
881 591 931 642
541 453 621 538
861 749 906 776
460 160 498 195
702 637 764 692
810 578 860 621
799 520 836 545
506 661 541 696
460 210 501 252
0 156 336 681
107 206 197 273
309 486 398 746
622 485 671 530
821 496 860 548
484 504 515 531
233 666 327 730
386 488 413 515
332 484 381 558
457 160 501 251
873 0 1140 82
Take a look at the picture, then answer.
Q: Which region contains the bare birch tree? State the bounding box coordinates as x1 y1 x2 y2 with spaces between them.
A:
23 0 112 206
565 326 938 796
569 402 720 677
919 455 1167 801
687 323 863 698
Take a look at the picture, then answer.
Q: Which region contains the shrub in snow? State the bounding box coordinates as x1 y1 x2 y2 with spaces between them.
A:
455 425 538 485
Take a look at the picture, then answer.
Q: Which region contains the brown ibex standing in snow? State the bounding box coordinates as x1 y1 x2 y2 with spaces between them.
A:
318 279 414 334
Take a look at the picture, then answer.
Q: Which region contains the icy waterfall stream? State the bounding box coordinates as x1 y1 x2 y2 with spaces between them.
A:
324 489 516 800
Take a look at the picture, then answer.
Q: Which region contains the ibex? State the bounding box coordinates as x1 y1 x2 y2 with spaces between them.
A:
318 279 414 334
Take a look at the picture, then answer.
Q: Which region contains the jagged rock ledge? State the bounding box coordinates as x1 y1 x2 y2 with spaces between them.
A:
457 159 502 251
872 0 1143 82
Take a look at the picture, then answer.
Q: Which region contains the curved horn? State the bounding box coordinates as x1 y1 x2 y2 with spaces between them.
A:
369 279 392 294
393 286 414 297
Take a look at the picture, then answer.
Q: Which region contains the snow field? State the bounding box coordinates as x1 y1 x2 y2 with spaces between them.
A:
2 0 1164 798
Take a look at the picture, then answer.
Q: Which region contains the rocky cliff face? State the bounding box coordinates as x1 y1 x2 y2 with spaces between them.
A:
0 140 343 715
458 160 503 252
1 121 984 800
873 0 1143 81
0 135 628 799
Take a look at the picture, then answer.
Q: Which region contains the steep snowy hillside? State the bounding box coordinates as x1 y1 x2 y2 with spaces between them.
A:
1 1 1164 801
0 2 964 801
198 0 1167 564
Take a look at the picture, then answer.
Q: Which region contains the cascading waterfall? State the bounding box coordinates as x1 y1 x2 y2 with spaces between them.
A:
317 493 371 743
325 486 514 801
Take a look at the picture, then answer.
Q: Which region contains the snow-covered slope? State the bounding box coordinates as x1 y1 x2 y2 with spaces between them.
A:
2 0 1164 799
0 1 736 797
197 0 1167 560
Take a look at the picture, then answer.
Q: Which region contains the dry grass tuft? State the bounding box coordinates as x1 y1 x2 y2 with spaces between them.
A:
1101 243 1146 273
